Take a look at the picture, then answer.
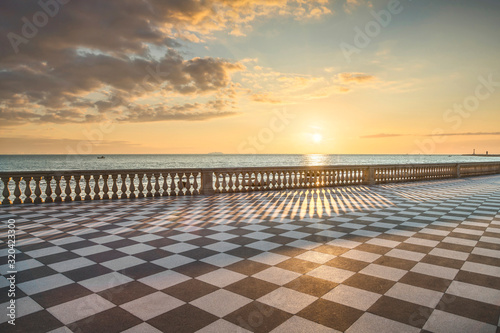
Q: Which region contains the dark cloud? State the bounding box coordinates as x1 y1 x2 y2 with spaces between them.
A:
118 100 239 123
0 0 265 125
339 72 375 83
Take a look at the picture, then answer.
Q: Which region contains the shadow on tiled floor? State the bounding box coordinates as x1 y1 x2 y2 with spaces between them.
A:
1 175 500 332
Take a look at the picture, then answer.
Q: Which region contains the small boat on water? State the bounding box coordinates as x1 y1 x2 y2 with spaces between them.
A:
97 156 105 159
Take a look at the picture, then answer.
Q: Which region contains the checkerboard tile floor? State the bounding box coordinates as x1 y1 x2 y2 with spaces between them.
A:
1 175 500 332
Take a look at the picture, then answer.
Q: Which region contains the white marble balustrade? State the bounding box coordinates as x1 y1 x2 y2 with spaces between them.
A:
1 162 499 205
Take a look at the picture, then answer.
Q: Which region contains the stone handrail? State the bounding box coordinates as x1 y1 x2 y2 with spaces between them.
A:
1 162 499 205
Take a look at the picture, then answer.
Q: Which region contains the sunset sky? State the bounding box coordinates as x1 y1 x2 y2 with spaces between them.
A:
1 0 499 154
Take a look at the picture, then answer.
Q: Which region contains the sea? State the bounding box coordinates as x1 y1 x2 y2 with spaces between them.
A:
2 154 500 172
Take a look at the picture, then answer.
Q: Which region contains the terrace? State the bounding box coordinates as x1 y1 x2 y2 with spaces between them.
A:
1 167 500 332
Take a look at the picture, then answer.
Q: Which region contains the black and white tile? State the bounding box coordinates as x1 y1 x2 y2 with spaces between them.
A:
1 175 500 332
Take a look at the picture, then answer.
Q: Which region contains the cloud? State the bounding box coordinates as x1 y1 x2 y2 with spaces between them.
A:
242 69 342 102
0 0 333 61
339 72 376 83
343 0 373 13
250 93 285 104
425 132 500 137
360 133 405 139
0 0 330 126
360 132 500 139
117 100 239 123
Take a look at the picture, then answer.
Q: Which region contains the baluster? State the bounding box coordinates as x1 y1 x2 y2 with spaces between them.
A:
179 173 186 196
83 175 92 200
130 174 137 199
169 172 177 196
64 176 73 202
12 176 22 204
184 173 191 195
121 174 128 199
228 173 234 192
145 173 153 197
54 175 63 203
34 177 42 204
94 175 102 200
111 174 119 200
161 173 169 196
248 172 254 191
154 173 161 197
243 173 249 191
45 176 53 203
2 177 12 205
102 174 110 199
233 172 240 192
138 173 145 198
193 172 199 195
189 173 195 195
74 175 82 201
24 177 33 204
221 173 227 192
214 172 220 193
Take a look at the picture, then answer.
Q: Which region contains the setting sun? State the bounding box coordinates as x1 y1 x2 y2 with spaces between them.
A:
312 133 323 143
